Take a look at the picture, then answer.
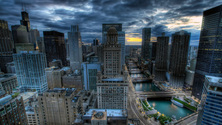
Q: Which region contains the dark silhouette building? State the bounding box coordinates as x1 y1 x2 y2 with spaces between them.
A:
20 11 30 32
155 33 169 81
141 28 151 61
169 30 190 88
43 31 67 66
192 5 222 99
0 20 14 73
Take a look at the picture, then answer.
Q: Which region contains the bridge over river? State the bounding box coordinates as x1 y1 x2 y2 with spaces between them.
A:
135 91 176 98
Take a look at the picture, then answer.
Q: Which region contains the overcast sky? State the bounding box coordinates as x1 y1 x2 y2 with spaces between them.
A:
1 0 221 45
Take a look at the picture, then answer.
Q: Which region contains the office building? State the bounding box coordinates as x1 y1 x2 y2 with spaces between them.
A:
196 75 222 125
11 25 29 44
45 66 71 89
102 24 125 66
169 30 190 88
44 31 67 66
68 25 82 70
0 95 28 125
29 29 40 50
0 74 17 94
35 88 80 125
20 11 31 32
93 38 100 46
62 71 83 91
141 28 151 61
155 33 169 81
13 51 48 93
83 109 128 125
151 42 157 61
82 56 101 91
0 20 13 55
192 5 222 99
97 27 129 109
25 105 39 125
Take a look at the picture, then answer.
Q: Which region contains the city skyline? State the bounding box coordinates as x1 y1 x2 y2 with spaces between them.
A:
1 0 221 45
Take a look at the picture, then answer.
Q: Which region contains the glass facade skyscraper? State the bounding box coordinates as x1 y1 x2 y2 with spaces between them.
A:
192 5 222 99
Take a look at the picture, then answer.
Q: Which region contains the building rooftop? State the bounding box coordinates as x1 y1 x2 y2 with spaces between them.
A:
84 109 127 117
206 75 222 84
20 92 37 101
0 74 16 82
47 88 76 96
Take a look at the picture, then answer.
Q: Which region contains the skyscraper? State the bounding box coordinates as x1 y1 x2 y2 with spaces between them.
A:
68 25 82 70
141 28 151 61
102 24 125 67
196 75 222 125
20 11 30 32
0 20 14 73
0 20 13 55
97 27 128 109
192 5 222 99
155 33 169 81
44 31 67 66
169 30 190 88
13 51 48 93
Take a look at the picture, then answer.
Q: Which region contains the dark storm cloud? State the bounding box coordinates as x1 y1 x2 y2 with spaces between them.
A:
0 0 222 45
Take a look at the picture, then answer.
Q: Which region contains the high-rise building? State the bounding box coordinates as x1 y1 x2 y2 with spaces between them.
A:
68 25 82 70
141 28 151 61
97 27 128 109
0 95 28 125
0 20 13 55
192 5 222 99
13 51 48 93
102 24 125 67
151 42 157 61
35 88 80 125
44 31 67 66
82 56 101 91
11 25 29 44
29 29 40 50
20 11 31 32
0 20 14 73
155 33 169 81
103 27 121 77
196 75 222 125
93 38 99 46
169 30 190 88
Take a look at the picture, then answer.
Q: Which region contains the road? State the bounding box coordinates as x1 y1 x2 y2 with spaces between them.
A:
128 79 158 125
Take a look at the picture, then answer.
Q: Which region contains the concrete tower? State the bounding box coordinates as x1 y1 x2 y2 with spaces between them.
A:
68 25 82 70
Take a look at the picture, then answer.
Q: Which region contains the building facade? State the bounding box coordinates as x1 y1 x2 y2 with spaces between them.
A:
43 31 67 66
141 28 151 61
68 25 82 70
0 95 28 125
169 30 190 88
20 11 31 32
35 88 80 125
196 75 222 125
97 27 128 109
192 5 222 99
13 52 48 93
82 61 101 91
0 74 17 94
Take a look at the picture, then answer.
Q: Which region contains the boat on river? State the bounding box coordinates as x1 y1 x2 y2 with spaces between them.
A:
171 100 184 107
